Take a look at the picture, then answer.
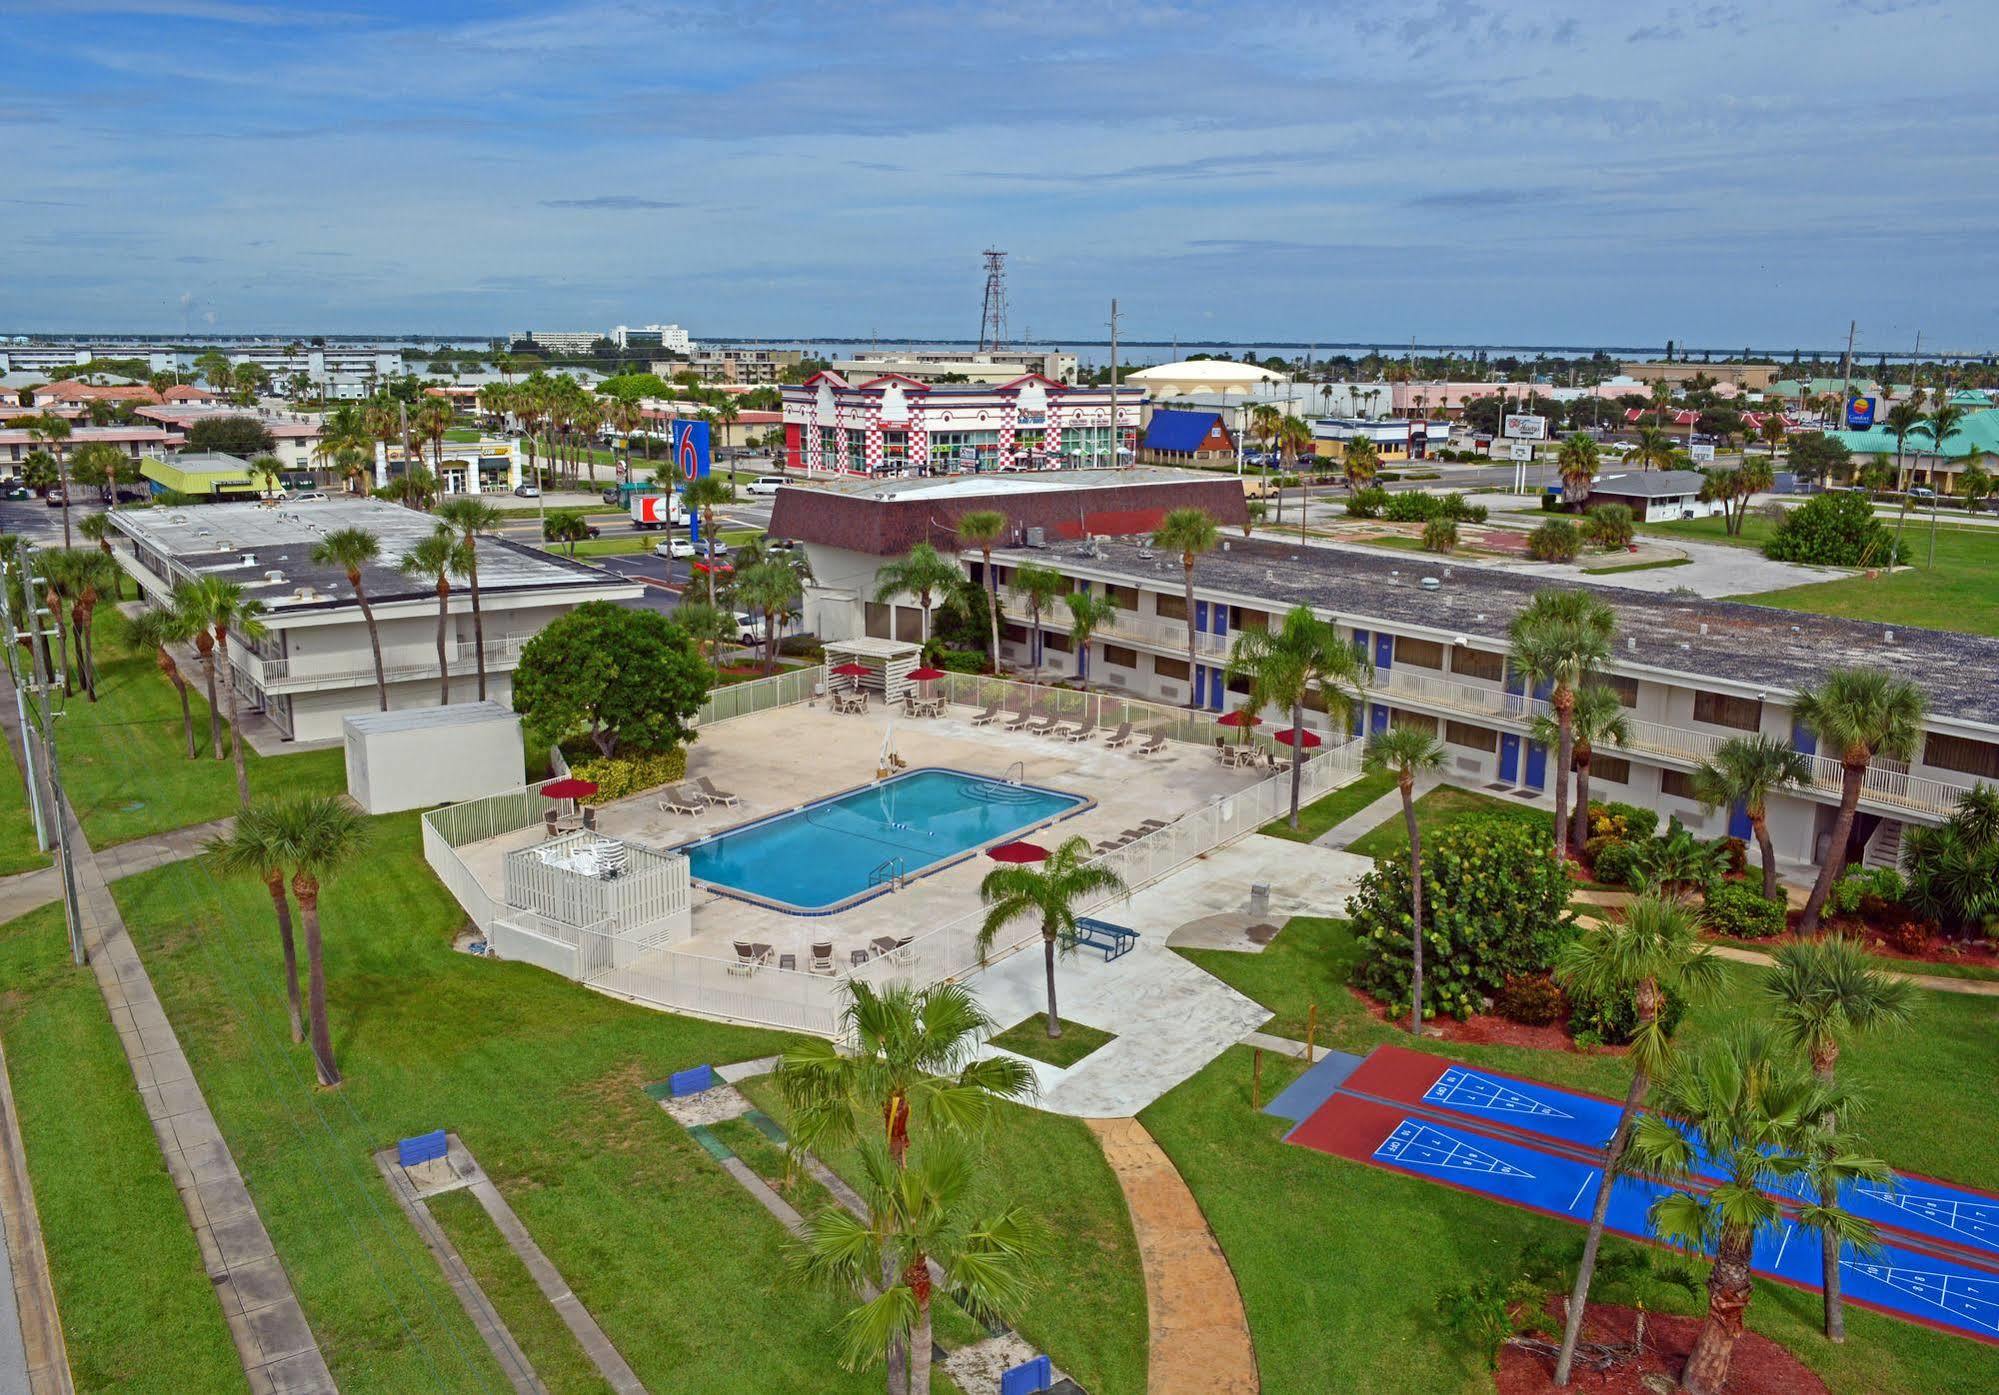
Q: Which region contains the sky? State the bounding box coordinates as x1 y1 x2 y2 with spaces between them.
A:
4 0 1997 351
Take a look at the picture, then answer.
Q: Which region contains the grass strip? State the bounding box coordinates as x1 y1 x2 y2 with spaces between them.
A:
1256 768 1396 844
988 1016 1117 1069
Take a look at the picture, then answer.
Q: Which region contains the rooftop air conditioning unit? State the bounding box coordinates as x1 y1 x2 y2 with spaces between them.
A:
1024 527 1046 548
293 586 317 601
265 570 285 585
1421 577 1441 591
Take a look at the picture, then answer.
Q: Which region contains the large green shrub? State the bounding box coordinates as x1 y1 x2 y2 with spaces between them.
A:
1568 978 1688 1047
1527 518 1582 562
1702 881 1785 938
566 748 688 803
1764 490 1908 567
1346 487 1389 518
1827 866 1906 917
1583 503 1635 549
1590 839 1645 887
1591 801 1659 842
1350 818 1578 1020
1421 517 1458 553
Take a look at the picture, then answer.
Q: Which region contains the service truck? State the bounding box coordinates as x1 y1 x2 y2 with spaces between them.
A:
628 491 686 530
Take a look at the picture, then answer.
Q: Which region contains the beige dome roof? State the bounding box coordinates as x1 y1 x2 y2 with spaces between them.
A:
1125 359 1290 396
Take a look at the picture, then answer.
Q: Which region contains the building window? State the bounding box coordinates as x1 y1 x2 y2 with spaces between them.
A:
1153 655 1190 681
1693 692 1761 731
1602 674 1640 708
1395 636 1445 670
1660 769 1700 800
1107 584 1139 610
1226 672 1253 695
1450 645 1504 682
1592 755 1631 785
864 602 891 639
1102 643 1138 668
1154 592 1187 622
1230 606 1269 631
1002 623 1027 643
1043 631 1072 653
1445 720 1498 752
894 608 922 644
1925 733 1999 780
1391 710 1439 736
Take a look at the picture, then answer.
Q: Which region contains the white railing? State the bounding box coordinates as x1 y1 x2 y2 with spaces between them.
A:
995 588 1230 659
698 665 826 725
257 632 536 691
589 948 848 1037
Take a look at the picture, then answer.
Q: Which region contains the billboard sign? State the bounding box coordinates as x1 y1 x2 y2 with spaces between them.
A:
1846 396 1876 430
1509 439 1534 462
672 419 711 482
1502 413 1548 441
1690 442 1717 463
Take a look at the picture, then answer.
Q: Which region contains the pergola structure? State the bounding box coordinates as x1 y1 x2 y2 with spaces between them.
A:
823 637 924 706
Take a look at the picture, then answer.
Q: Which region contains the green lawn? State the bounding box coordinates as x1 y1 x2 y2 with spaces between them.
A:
1161 917 1999 1393
426 1190 613 1395
1643 514 1999 638
0 725 50 876
109 820 903 1395
1257 769 1396 844
988 1015 1117 1068
737 1076 1150 1395
56 608 347 847
0 903 245 1393
1343 784 1547 860
563 535 656 557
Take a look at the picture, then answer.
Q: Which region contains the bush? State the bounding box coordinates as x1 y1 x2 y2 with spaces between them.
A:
1828 866 1905 918
1350 818 1578 1021
1593 801 1659 842
1527 518 1582 562
1591 839 1645 887
1495 974 1566 1026
1765 490 1909 567
1582 833 1620 867
1346 486 1389 518
1421 517 1458 554
565 747 687 803
1703 881 1785 938
1880 915 1935 956
1583 503 1635 549
1568 978 1688 1048
1718 836 1749 876
929 647 987 674
1383 491 1434 523
1434 1278 1513 1373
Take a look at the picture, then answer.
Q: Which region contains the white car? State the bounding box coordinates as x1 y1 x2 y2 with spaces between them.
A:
289 490 329 502
732 611 769 645
744 475 787 497
656 537 732 561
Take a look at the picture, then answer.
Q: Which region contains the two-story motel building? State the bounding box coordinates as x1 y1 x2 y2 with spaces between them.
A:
772 472 1995 876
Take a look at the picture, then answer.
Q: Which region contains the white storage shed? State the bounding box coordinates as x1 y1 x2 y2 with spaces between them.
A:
344 702 526 814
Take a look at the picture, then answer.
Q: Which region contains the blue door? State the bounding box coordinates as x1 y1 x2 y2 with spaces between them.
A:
1370 704 1390 735
1211 604 1229 639
1375 632 1395 670
1503 666 1525 717
1499 733 1521 783
1352 628 1370 662
1193 666 1206 708
1791 718 1818 758
1194 600 1209 635
1077 643 1089 682
1728 801 1754 840
1525 741 1548 791
1208 667 1225 712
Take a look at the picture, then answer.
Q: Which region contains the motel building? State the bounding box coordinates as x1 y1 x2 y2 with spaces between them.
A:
780 371 1141 476
108 498 640 742
769 472 1995 878
1583 470 1723 523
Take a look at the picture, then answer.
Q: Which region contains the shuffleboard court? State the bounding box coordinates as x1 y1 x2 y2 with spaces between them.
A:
1334 1045 1999 1270
1288 1091 1999 1346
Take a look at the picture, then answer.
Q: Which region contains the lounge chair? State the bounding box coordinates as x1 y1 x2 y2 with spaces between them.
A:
1024 715 1059 736
657 784 704 815
809 941 836 976
1057 721 1094 742
969 701 1003 727
1137 818 1169 832
1094 838 1131 854
731 940 772 974
695 776 741 807
1102 721 1133 748
1004 708 1035 731
1133 733 1167 756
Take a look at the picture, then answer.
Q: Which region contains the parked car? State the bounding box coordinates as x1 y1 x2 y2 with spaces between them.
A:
2 485 32 500
744 475 787 497
1909 486 1937 501
732 611 769 645
514 484 541 498
290 490 329 502
656 536 728 561
43 490 67 508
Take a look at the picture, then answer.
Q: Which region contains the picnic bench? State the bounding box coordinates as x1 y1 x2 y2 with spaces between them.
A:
1074 917 1138 962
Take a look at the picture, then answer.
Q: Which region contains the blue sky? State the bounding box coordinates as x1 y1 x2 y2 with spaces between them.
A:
5 0 1996 350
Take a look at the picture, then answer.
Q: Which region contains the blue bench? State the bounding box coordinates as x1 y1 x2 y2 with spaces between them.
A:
669 1064 715 1097
1074 917 1138 962
999 1354 1052 1395
397 1130 448 1167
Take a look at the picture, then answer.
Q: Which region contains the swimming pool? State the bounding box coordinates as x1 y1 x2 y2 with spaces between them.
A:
679 767 1089 914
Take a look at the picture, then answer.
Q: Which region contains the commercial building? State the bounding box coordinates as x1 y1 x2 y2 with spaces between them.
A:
135 406 323 471
512 330 604 355
1620 361 1781 391
781 371 1141 475
139 451 263 498
668 348 804 385
1584 469 1721 522
830 349 1079 385
1829 410 1999 494
108 498 642 741
1310 418 1442 461
1137 410 1236 464
0 424 176 469
612 324 694 354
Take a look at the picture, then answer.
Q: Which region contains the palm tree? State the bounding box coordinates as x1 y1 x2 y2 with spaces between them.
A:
413 394 454 473
790 1134 1044 1395
171 581 225 758
180 577 266 803
399 526 467 705
1150 507 1220 705
435 499 503 700
1626 1025 1887 1395
542 509 591 559
1010 563 1067 681
682 474 735 607
872 543 962 649
1758 414 1787 464
205 804 307 1043
68 550 116 702
1793 667 1926 935
1362 726 1446 1035
1342 435 1381 491
78 510 119 597
1557 431 1599 507
1646 379 1675 433
309 528 388 709
1548 896 1724 1386
249 454 285 500
978 836 1128 1038
955 509 1007 663
1911 403 1966 495
1690 735 1813 901
1530 683 1629 852
1228 606 1370 826
1762 937 1913 1340
734 559 802 674
1629 426 1677 473
1508 591 1615 862
1274 413 1312 529
1881 400 1924 491
68 441 128 509
1063 591 1118 691
129 604 199 758
25 414 72 546
263 794 368 1087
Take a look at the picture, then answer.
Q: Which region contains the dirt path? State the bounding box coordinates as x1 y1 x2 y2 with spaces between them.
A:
1085 1116 1258 1395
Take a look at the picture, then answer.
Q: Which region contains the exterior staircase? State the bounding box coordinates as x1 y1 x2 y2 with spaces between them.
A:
1863 817 1905 872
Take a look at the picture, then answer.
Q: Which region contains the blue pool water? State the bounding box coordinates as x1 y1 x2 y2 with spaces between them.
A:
681 767 1086 913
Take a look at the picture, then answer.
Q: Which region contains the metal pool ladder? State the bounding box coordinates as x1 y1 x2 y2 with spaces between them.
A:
868 856 906 891
1003 760 1025 786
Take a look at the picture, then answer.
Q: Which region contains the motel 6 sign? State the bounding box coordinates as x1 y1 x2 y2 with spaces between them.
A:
672 419 712 481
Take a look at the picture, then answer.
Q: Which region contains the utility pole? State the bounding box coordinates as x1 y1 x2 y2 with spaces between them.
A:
1838 320 1857 422
1107 298 1122 471
3 552 84 965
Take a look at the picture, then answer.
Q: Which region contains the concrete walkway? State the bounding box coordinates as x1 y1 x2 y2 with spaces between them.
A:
0 817 234 924
1085 1117 1257 1395
1707 943 1999 997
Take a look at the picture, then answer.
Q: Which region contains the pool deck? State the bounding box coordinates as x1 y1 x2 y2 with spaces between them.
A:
456 699 1274 970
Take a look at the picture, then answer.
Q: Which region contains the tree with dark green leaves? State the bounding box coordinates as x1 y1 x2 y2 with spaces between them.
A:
1690 735 1814 901
185 414 277 458
955 510 1008 659
1508 590 1615 862
261 794 368 1086
512 600 710 757
873 543 963 647
206 803 308 1043
1229 605 1370 827
130 604 200 758
542 508 591 558
309 528 388 709
1361 725 1446 1033
1784 431 1849 488
683 474 735 606
1764 489 1906 567
1150 507 1220 703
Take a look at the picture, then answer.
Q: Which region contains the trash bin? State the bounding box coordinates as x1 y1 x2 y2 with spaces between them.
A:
1249 882 1271 917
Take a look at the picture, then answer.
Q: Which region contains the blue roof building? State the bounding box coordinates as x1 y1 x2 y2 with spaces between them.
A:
1140 409 1234 462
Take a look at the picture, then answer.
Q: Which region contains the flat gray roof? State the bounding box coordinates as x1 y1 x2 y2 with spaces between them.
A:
997 535 1999 728
111 497 634 615
344 701 518 735
1589 470 1709 498
798 466 1222 503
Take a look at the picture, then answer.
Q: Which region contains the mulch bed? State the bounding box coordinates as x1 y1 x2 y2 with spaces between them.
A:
1347 987 1624 1054
1715 924 1999 975
1498 1301 1828 1395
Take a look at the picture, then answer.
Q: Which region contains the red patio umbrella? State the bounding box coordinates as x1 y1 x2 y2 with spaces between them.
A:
907 666 948 681
1217 708 1262 743
986 841 1049 864
1272 727 1322 749
830 662 873 677
539 778 600 800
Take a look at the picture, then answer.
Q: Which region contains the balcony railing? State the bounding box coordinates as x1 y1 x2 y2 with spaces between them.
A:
995 588 1229 659
1362 667 1979 821
251 633 536 693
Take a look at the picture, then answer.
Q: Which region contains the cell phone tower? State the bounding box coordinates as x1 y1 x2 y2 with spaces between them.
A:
977 249 1008 352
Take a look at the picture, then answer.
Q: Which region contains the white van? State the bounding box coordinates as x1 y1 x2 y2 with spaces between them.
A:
745 475 787 497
